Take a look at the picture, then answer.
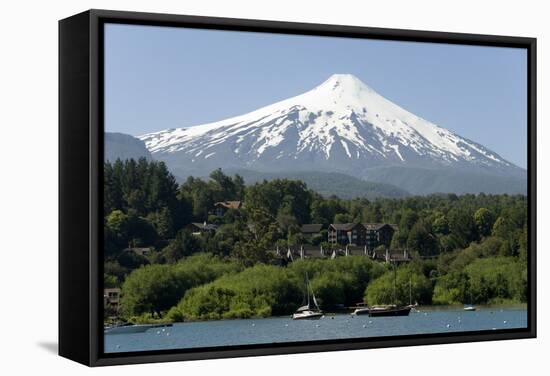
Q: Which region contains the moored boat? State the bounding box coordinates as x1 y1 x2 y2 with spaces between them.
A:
463 290 476 311
293 272 323 320
104 323 173 335
293 306 324 320
352 307 369 315
352 305 411 316
351 302 370 315
367 305 411 317
352 264 412 317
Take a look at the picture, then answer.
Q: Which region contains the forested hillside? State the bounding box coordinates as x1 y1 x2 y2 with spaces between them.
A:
103 158 528 323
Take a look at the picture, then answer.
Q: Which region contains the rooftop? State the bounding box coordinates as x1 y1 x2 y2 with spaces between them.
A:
363 223 398 231
330 223 358 231
214 201 243 210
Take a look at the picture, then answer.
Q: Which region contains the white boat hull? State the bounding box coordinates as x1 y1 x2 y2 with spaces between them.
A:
352 308 370 315
292 311 323 320
104 323 172 335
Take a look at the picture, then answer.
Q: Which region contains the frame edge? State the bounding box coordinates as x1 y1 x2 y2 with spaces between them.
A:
59 10 93 366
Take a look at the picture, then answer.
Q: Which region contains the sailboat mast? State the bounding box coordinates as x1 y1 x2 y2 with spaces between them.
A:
392 263 397 305
306 272 311 307
409 276 412 306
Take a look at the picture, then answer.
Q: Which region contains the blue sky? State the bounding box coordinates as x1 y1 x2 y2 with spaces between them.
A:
104 23 527 168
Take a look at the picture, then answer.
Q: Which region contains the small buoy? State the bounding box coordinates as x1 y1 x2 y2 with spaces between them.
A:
156 331 161 334
368 320 373 324
446 324 451 328
362 324 366 328
315 324 320 328
503 320 507 324
284 324 289 327
116 344 121 349
331 316 335 320
162 328 166 332
251 323 255 327
424 312 428 316
166 332 170 336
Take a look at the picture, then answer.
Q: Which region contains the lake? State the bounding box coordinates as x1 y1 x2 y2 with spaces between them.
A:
104 306 527 353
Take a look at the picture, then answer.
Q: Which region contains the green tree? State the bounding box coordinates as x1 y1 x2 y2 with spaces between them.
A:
492 216 511 239
406 221 438 256
438 234 461 253
161 230 202 263
104 210 157 251
120 254 241 317
245 179 312 224
474 208 495 238
432 215 450 235
399 209 419 234
311 198 346 225
448 208 477 248
147 207 174 239
290 256 386 306
518 226 528 263
121 264 182 317
365 265 433 306
433 256 526 305
174 264 302 320
362 202 383 222
276 212 299 238
103 158 186 234
432 271 470 305
334 213 353 224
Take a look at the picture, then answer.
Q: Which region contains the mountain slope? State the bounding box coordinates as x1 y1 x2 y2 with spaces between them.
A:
105 132 152 162
139 74 526 194
223 170 410 199
362 166 526 195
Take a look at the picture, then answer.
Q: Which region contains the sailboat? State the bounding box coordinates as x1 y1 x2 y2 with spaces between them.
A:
406 277 419 310
463 291 477 311
292 272 323 320
353 263 411 317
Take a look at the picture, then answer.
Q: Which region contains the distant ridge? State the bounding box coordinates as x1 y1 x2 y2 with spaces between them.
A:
105 132 152 162
224 170 410 199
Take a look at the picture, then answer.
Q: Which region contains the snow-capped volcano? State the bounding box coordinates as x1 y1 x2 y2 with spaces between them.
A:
139 74 525 194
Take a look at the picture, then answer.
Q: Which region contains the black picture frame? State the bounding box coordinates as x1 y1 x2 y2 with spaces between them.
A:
59 9 537 367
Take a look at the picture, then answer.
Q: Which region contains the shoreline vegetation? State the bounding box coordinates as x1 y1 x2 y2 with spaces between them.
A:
103 159 528 326
120 303 528 326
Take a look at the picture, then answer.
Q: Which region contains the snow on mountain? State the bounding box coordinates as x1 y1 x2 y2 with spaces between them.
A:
138 74 524 191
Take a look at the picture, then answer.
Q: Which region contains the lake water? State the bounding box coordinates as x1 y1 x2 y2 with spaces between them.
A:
104 306 527 353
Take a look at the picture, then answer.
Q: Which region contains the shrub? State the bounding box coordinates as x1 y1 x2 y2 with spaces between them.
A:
120 254 242 318
173 264 301 320
432 256 526 305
